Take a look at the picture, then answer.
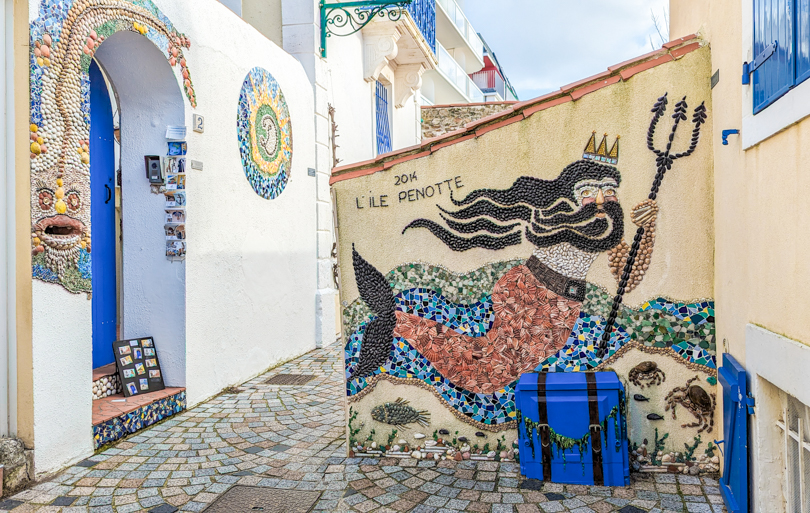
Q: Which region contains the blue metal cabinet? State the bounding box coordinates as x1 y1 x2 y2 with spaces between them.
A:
516 371 629 486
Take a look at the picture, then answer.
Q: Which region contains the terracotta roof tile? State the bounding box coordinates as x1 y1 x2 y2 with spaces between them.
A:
330 36 705 185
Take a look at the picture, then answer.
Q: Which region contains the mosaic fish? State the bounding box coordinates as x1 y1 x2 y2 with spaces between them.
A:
371 398 430 428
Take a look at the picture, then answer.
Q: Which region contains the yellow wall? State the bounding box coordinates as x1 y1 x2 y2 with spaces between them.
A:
672 0 810 360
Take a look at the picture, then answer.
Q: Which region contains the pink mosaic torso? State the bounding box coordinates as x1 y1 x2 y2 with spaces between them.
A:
393 264 580 394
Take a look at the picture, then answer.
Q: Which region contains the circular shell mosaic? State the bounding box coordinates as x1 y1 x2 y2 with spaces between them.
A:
237 67 293 200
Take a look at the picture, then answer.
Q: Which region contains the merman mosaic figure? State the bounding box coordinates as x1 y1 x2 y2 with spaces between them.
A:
351 133 659 395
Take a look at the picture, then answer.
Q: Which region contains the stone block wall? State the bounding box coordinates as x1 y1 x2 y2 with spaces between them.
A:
421 103 515 139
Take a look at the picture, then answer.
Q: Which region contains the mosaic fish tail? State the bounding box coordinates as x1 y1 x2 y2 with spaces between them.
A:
351 245 397 379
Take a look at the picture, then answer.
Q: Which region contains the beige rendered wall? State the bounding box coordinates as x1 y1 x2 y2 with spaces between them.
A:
672 1 810 355
335 46 719 466
242 0 282 48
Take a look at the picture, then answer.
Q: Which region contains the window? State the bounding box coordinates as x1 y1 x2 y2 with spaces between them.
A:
776 391 810 511
375 81 392 155
753 0 810 112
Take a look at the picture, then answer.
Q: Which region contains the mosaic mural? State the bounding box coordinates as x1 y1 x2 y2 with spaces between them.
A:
92 390 186 448
344 100 715 436
237 67 293 200
30 0 197 293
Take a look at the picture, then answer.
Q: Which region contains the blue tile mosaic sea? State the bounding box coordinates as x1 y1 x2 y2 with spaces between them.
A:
344 260 716 426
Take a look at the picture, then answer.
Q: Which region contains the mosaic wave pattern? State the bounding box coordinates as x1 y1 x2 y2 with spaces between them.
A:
396 288 493 337
537 312 630 372
237 67 293 200
345 326 517 426
93 391 186 449
343 259 522 339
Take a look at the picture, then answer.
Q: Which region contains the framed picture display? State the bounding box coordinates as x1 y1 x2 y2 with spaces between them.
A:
112 337 165 397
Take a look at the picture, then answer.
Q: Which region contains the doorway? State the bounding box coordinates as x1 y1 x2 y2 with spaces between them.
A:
89 60 117 369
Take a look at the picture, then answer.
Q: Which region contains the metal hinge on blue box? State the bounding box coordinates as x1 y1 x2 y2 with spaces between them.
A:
516 371 630 486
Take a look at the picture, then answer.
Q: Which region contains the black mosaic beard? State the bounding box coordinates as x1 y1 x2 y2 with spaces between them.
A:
527 201 625 252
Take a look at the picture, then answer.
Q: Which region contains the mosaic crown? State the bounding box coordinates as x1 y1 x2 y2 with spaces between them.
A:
583 131 619 165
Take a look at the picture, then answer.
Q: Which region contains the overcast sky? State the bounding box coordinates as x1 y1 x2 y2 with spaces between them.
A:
462 0 670 101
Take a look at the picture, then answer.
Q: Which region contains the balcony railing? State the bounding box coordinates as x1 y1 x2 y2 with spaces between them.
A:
437 41 484 102
436 0 483 58
405 0 436 53
470 69 505 100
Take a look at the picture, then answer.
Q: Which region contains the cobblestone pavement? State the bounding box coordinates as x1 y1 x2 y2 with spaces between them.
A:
1 346 727 513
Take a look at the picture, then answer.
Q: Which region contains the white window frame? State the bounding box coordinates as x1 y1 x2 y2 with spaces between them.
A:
746 324 810 512
742 0 810 148
775 396 810 512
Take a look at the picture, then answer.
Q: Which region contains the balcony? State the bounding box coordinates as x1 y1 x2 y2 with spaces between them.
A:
471 69 505 101
405 0 436 54
422 40 484 104
435 0 484 73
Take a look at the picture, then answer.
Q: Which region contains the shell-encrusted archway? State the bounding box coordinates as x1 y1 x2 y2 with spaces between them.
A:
29 0 197 293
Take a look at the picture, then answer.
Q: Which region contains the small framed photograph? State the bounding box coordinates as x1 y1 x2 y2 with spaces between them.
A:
166 241 186 257
166 174 186 191
126 382 138 395
165 191 186 208
165 225 185 241
167 141 187 156
144 347 155 357
129 340 139 347
133 348 142 360
145 358 157 368
120 355 133 367
135 363 145 375
164 210 185 224
118 346 131 355
139 378 149 390
149 369 161 378
123 369 136 378
142 339 153 347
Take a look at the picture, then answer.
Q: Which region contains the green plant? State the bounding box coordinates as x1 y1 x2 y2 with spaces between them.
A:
366 428 376 442
683 435 702 461
387 429 398 446
482 443 490 453
452 431 458 447
651 428 669 466
704 442 716 458
432 430 438 442
348 407 362 447
472 443 479 453
496 435 506 452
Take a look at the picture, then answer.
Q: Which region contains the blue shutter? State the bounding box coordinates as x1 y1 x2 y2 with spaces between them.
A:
753 0 795 113
718 353 754 513
375 81 392 155
797 0 810 83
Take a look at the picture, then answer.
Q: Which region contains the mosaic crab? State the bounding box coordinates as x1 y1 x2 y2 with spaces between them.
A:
664 376 715 433
628 361 666 388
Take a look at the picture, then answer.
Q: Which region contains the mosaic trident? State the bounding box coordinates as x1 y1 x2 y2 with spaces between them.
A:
595 94 707 359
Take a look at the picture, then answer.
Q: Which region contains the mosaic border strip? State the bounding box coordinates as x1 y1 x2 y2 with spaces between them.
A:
92 391 186 448
595 341 717 376
348 374 517 433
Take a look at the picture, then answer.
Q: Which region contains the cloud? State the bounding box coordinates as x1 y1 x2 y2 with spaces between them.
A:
460 0 669 100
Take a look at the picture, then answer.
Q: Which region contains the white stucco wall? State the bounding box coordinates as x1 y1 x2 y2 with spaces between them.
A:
96 31 188 387
29 0 317 474
154 0 318 406
31 282 93 474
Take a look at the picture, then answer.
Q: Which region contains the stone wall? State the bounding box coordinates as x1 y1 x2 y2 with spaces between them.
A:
421 103 515 139
0 438 33 496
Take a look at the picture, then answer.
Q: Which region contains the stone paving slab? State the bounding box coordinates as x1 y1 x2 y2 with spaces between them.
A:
2 346 727 512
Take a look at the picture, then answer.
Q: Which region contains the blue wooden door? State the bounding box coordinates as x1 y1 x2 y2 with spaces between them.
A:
718 353 754 513
89 60 117 369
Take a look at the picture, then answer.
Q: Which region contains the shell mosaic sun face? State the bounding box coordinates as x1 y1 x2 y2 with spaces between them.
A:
237 67 293 200
29 0 197 293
